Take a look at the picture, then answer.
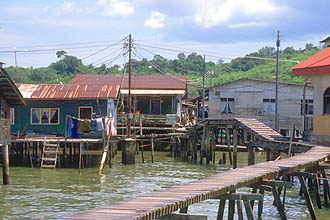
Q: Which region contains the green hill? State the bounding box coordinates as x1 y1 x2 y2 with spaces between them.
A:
5 43 320 98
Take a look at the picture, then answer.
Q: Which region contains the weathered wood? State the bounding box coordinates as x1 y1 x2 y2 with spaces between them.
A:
257 189 264 220
228 198 235 220
236 200 243 220
179 206 188 213
151 136 155 163
320 167 330 207
233 127 238 169
2 144 10 185
226 127 233 165
222 153 226 165
217 199 226 220
220 193 263 201
243 200 254 220
314 174 322 209
248 146 255 166
287 123 295 157
250 188 257 209
159 213 207 220
262 180 292 188
140 118 144 163
298 175 318 220
271 185 287 220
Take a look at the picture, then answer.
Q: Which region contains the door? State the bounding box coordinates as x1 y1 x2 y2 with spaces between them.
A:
150 98 161 114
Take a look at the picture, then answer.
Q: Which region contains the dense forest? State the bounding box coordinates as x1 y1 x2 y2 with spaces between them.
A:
5 43 320 98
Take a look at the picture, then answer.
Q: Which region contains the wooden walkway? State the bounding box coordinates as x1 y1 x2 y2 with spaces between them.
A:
60 118 330 220
61 145 330 220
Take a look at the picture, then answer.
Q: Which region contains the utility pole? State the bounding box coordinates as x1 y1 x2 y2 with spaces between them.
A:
127 34 132 138
202 55 206 120
275 30 280 132
14 51 18 82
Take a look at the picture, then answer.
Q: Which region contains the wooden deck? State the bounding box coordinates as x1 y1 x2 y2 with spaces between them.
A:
60 146 330 220
59 118 330 220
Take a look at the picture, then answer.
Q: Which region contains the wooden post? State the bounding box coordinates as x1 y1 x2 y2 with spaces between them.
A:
151 135 154 163
206 125 210 165
222 152 226 165
248 146 255 166
63 141 67 167
298 175 317 220
258 189 264 220
243 200 254 220
314 175 322 209
217 199 226 220
27 142 34 169
179 206 188 214
271 185 287 220
226 126 233 165
2 144 10 185
140 119 144 163
287 123 295 157
200 125 206 165
233 127 238 169
228 198 235 220
79 143 82 172
266 151 271 162
236 200 244 220
320 167 330 207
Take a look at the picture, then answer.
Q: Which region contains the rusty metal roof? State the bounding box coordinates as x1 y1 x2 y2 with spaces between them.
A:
0 67 25 105
68 74 187 90
17 84 119 100
292 47 330 76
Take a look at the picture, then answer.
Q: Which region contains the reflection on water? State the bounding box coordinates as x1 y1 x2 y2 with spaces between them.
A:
0 151 329 219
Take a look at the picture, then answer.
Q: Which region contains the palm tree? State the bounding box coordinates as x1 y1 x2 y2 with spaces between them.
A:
56 50 67 59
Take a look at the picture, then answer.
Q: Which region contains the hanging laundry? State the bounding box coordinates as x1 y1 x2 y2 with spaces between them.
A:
90 120 97 132
96 118 104 131
82 120 91 133
77 120 84 134
67 116 73 137
108 119 112 136
71 118 79 138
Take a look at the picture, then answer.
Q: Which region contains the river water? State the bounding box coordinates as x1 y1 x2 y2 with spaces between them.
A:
0 151 329 220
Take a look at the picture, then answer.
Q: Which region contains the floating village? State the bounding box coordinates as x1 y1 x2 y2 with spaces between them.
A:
2 34 330 220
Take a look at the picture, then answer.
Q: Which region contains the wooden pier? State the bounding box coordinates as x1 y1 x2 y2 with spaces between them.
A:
60 118 330 220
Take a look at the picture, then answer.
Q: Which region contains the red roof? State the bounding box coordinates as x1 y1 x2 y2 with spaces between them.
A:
292 47 330 76
68 74 187 90
17 84 119 100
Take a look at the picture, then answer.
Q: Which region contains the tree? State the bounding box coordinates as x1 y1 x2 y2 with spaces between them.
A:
56 50 67 59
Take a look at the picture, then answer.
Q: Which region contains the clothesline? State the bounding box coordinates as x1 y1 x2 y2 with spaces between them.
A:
66 115 116 138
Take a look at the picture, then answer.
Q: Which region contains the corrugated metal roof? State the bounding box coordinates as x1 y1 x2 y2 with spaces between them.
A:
68 74 187 90
292 47 330 76
17 84 119 100
0 68 25 105
120 89 186 95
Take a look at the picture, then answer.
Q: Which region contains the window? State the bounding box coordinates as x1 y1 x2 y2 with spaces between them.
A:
31 108 59 125
301 99 313 115
0 98 5 118
79 106 93 119
10 108 14 125
324 88 330 114
220 98 234 114
263 99 275 115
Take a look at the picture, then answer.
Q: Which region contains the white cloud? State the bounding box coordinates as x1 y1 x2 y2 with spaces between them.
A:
97 0 134 17
229 21 269 29
194 0 276 28
56 1 76 15
144 11 165 29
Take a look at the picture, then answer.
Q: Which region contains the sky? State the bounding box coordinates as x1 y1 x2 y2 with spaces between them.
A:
0 0 329 68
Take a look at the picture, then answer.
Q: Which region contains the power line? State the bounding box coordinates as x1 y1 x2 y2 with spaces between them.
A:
81 37 127 60
90 46 125 66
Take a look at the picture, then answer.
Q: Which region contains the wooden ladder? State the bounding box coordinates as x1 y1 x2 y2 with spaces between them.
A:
41 138 59 168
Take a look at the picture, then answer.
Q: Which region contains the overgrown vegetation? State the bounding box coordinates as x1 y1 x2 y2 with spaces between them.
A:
5 43 320 98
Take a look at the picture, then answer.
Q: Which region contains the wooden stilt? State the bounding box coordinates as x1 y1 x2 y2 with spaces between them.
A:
233 127 238 169
151 135 154 163
217 199 226 220
258 189 264 220
271 185 287 220
236 200 244 220
226 127 232 165
200 125 206 165
2 144 10 185
27 142 34 169
222 152 226 165
243 200 254 220
266 151 271 162
248 146 255 166
314 174 322 209
228 199 235 220
320 167 330 207
250 188 257 209
298 175 317 220
79 143 82 172
179 206 188 213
